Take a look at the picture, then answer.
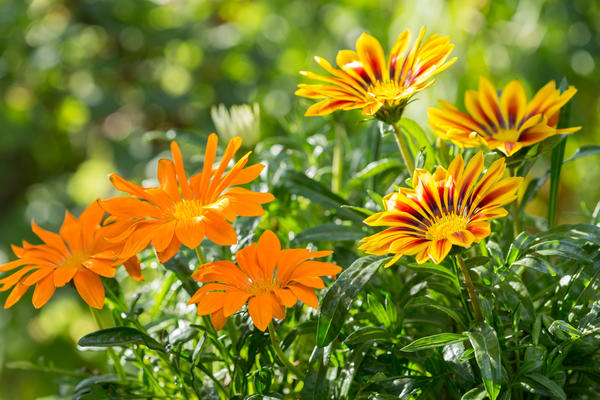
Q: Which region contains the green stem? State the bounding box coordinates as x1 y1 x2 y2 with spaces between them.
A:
195 245 207 265
134 350 166 395
268 323 305 379
390 122 415 176
89 307 127 382
332 123 344 193
456 254 483 323
510 168 522 237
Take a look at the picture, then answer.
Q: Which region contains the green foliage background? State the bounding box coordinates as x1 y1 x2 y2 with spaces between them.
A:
0 0 599 398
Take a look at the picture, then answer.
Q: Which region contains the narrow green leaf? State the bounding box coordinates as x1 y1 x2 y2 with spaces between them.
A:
316 255 390 347
78 327 164 351
564 145 600 164
349 158 404 186
461 387 487 400
523 374 566 400
292 223 364 244
466 322 502 400
548 320 581 341
282 169 363 223
401 333 468 352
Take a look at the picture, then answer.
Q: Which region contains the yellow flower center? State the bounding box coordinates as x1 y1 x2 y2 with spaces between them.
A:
492 129 520 143
249 279 280 296
425 214 468 241
368 81 404 101
173 200 206 221
60 252 90 269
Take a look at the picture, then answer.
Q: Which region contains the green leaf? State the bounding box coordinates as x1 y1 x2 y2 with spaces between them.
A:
548 320 581 341
282 169 363 223
564 145 600 164
78 327 164 351
349 158 404 187
401 333 468 352
316 255 390 347
339 341 371 398
461 387 487 400
344 327 392 346
522 373 566 400
292 223 364 244
466 322 502 400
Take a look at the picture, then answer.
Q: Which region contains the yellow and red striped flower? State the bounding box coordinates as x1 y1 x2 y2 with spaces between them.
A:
296 27 456 123
429 78 580 157
359 152 522 265
188 230 341 331
0 201 141 309
102 135 274 263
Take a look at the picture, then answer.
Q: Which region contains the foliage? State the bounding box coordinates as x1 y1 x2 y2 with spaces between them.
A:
1 1 600 399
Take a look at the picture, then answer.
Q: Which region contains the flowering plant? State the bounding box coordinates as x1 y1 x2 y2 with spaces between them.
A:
3 25 600 400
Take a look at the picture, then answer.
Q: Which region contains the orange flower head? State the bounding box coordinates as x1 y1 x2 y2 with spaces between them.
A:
296 27 457 124
359 152 522 266
428 78 580 157
0 201 141 309
102 135 274 263
188 230 341 331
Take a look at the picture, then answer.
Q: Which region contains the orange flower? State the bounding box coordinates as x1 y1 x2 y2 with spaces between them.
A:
296 27 456 123
359 152 522 265
102 135 274 263
0 201 141 309
188 230 341 331
429 78 580 156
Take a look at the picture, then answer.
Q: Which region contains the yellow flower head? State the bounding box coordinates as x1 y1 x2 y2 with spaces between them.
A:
429 78 580 157
359 152 522 266
296 27 457 124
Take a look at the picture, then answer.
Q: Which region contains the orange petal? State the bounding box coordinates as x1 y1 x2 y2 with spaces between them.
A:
157 159 181 202
211 309 228 330
257 230 280 279
356 32 386 82
32 274 56 309
170 141 192 199
53 267 78 287
274 288 297 308
83 258 116 278
222 291 251 317
427 239 452 264
123 257 144 282
4 282 30 309
288 285 319 309
203 213 237 246
175 219 205 250
74 269 105 309
247 294 273 331
156 237 182 263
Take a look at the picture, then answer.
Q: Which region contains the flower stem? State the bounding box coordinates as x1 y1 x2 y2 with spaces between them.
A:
195 245 207 265
89 306 127 382
390 121 415 176
455 254 483 323
267 323 305 380
510 168 522 237
332 123 344 193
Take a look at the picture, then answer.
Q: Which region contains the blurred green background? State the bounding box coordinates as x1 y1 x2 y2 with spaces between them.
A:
0 0 598 398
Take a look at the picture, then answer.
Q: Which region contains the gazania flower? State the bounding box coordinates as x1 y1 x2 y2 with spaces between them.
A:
102 135 274 263
428 78 580 157
296 27 456 123
359 152 522 265
188 230 341 331
0 201 141 309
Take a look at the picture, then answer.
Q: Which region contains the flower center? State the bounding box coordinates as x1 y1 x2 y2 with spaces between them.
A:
368 81 404 101
492 129 520 143
249 279 280 296
425 214 468 241
173 200 206 221
60 252 89 269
